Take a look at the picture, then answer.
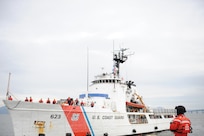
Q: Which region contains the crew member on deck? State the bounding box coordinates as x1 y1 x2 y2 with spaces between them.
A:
8 96 13 101
67 97 71 105
91 101 94 107
39 98 43 103
75 98 79 105
80 101 84 106
46 98 50 104
25 97 29 102
170 105 192 136
29 97 33 102
70 98 74 105
52 99 56 104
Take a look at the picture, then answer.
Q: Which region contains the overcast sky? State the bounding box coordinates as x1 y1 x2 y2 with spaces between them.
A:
0 0 204 109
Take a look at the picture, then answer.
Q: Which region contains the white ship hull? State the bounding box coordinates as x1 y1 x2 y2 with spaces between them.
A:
1 100 173 136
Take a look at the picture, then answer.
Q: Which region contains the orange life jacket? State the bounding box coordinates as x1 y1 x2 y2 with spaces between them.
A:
170 114 191 134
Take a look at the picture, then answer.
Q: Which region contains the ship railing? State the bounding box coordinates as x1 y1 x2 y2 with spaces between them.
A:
152 108 176 115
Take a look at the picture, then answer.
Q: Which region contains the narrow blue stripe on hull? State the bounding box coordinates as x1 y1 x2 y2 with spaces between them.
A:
81 106 95 136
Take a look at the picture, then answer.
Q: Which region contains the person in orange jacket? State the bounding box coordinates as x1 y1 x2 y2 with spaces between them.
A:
39 98 43 103
52 99 56 104
8 96 13 100
25 97 29 102
46 98 51 104
170 105 192 136
29 97 33 102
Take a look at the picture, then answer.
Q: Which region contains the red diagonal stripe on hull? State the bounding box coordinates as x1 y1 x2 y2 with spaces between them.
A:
61 105 90 136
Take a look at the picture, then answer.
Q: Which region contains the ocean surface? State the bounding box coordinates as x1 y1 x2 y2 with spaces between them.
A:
141 112 204 136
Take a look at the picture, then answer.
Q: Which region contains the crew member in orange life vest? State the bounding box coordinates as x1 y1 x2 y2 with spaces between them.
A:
46 98 51 104
39 98 43 103
25 97 29 102
29 97 33 102
170 105 192 136
8 96 13 100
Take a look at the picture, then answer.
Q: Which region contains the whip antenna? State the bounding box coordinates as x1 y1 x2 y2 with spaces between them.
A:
6 73 11 100
86 47 89 97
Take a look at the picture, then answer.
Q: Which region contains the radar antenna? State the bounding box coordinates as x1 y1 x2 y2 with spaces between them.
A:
113 48 134 77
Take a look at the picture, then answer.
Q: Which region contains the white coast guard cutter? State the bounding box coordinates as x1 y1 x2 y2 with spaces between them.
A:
0 48 175 136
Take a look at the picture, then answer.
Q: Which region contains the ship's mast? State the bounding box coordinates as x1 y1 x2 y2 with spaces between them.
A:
113 48 128 77
6 73 11 100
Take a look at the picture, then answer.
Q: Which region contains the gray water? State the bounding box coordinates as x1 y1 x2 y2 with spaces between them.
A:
142 112 204 136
